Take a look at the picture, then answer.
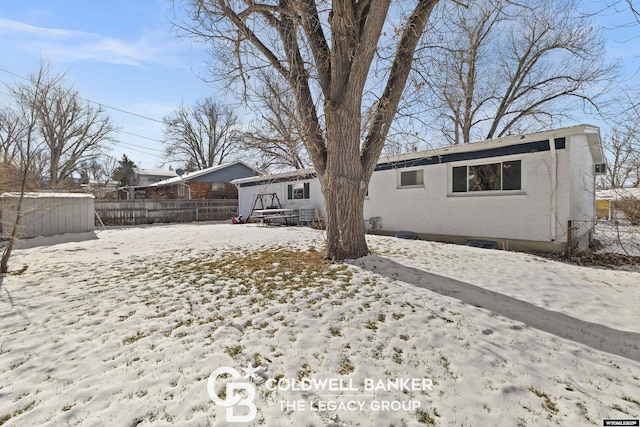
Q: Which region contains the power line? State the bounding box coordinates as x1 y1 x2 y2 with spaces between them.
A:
115 139 165 154
116 129 166 145
117 140 164 153
1 68 170 159
0 67 165 123
116 143 165 159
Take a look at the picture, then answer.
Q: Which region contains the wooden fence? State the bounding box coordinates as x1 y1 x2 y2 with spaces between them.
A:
94 199 238 225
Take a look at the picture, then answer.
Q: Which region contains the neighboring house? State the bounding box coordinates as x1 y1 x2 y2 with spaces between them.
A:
233 124 605 253
120 161 260 200
596 187 640 220
135 168 178 186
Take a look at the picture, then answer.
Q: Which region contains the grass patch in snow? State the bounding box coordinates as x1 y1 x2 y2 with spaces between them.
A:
0 401 35 426
173 247 353 304
528 386 559 416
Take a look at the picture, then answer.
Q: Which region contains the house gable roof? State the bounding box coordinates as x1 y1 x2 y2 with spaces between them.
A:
150 161 259 187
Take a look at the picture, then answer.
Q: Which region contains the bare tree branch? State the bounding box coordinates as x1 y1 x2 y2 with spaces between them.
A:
163 97 242 169
413 0 617 144
177 0 446 260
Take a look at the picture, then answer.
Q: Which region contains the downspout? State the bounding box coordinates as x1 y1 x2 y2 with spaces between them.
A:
234 182 242 218
549 137 557 242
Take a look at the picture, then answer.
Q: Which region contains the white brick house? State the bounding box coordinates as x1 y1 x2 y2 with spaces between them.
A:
233 125 604 252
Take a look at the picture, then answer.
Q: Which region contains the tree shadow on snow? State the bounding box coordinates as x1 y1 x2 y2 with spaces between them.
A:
7 231 99 250
349 255 640 363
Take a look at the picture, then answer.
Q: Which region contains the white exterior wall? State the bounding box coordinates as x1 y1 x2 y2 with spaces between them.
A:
554 149 572 244
1 193 95 239
235 126 601 251
363 150 567 244
238 179 325 219
568 134 597 248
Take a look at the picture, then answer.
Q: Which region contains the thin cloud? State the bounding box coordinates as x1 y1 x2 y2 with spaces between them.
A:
0 17 92 37
0 17 200 68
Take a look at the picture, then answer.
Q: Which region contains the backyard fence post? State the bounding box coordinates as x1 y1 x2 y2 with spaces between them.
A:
567 220 572 258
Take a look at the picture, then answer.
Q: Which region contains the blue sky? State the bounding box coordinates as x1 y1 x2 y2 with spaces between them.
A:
0 0 215 169
1 1 639 169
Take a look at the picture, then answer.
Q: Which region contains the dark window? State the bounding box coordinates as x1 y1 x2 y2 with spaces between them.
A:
452 166 467 193
400 170 424 187
452 160 522 193
287 182 310 199
502 160 521 190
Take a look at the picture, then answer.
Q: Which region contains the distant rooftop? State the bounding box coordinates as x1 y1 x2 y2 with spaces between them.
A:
135 168 178 178
596 187 640 200
150 161 257 186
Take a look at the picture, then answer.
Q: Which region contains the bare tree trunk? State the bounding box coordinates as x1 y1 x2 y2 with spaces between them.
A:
1 168 28 274
323 178 367 260
179 0 437 260
322 105 368 259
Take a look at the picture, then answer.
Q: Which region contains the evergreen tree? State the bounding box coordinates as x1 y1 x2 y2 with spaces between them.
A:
112 154 137 186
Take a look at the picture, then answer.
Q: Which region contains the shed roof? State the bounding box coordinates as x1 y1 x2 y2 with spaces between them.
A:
1 192 95 199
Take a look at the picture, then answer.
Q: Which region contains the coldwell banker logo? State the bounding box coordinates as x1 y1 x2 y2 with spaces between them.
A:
207 366 258 422
208 365 434 423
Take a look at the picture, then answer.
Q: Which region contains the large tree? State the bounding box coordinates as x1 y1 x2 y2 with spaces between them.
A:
178 0 440 259
243 71 309 171
0 108 25 165
0 65 48 274
163 97 241 170
79 154 119 188
599 89 640 189
412 0 616 144
600 127 639 189
18 61 118 188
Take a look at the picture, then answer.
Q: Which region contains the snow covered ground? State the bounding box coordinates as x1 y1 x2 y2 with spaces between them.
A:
1 223 639 426
593 220 640 257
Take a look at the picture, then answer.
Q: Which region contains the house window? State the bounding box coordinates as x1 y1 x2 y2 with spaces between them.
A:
287 182 310 200
399 169 424 188
178 185 186 197
452 160 521 193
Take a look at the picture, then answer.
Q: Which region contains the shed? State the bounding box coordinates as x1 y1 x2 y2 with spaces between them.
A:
1 192 95 239
233 124 605 253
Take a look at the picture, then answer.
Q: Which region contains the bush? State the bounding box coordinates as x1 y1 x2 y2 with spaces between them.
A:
616 196 640 225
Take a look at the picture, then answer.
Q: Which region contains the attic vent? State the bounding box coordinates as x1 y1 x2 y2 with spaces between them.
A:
595 163 606 175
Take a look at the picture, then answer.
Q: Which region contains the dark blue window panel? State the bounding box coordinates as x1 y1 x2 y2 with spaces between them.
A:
238 137 565 187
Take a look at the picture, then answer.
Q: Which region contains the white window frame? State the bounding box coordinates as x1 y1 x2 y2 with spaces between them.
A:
397 168 424 189
286 182 310 200
177 185 186 197
449 157 525 196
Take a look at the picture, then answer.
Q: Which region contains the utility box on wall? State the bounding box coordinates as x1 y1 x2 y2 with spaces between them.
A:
1 193 95 239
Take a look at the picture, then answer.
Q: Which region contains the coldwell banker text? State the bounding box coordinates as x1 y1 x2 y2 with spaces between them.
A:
265 377 434 393
268 377 433 413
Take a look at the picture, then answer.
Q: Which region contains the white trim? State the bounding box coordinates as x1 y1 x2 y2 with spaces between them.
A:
397 168 424 189
549 137 558 242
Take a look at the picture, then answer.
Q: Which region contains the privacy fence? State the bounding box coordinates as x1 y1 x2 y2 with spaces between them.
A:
94 199 238 226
